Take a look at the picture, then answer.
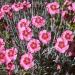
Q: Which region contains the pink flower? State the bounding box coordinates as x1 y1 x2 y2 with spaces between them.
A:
64 0 72 5
46 2 60 15
6 62 15 71
61 11 69 19
31 16 46 28
68 5 72 10
6 47 18 63
27 39 41 53
72 2 75 11
23 1 31 10
0 10 4 20
17 19 30 31
1 4 11 13
12 2 23 12
0 38 5 50
19 27 33 41
39 30 51 44
0 51 6 65
61 30 74 41
55 37 69 53
20 53 34 70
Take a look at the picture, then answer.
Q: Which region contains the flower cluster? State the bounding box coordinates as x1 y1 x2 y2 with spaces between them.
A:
0 0 75 74
0 38 17 71
0 1 31 20
55 30 74 53
17 15 51 70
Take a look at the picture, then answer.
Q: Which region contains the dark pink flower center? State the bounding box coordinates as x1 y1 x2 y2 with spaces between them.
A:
50 5 57 10
20 22 26 27
8 50 16 57
30 42 37 49
58 41 65 48
15 3 21 8
42 33 48 40
0 53 5 60
3 6 9 10
23 30 30 36
65 33 71 39
35 17 42 23
23 57 30 65
64 13 69 19
7 62 13 68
